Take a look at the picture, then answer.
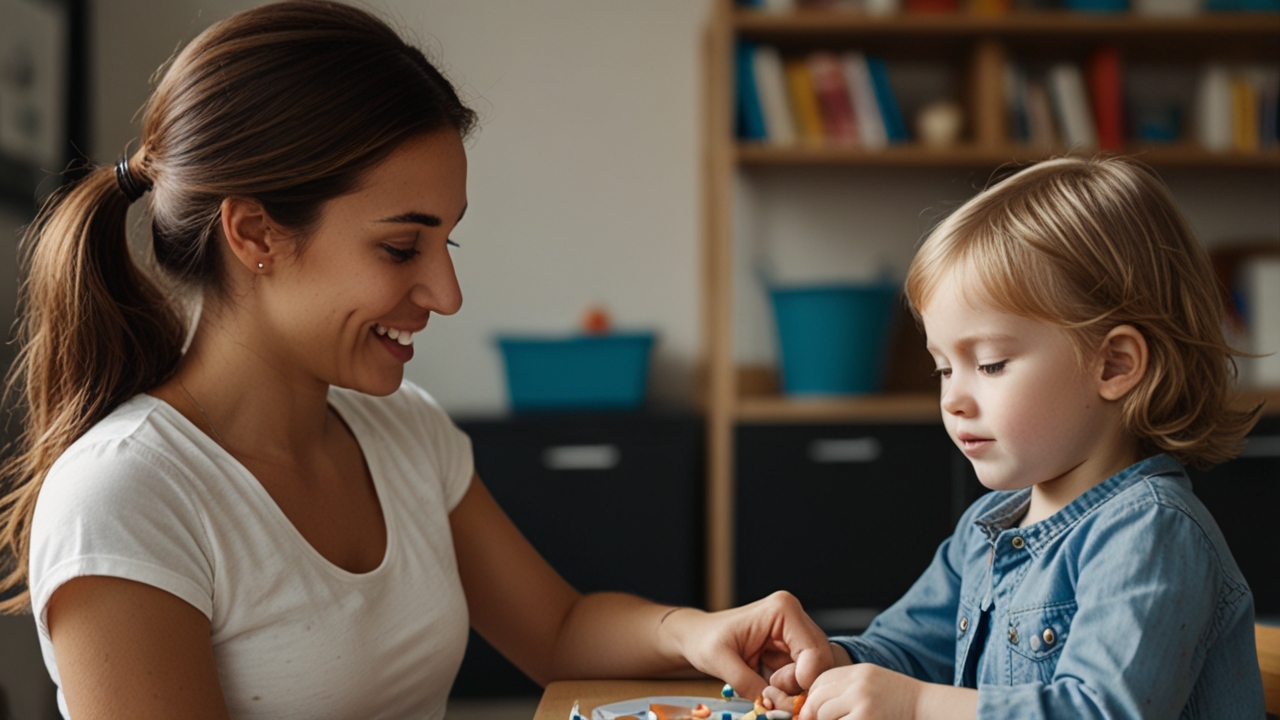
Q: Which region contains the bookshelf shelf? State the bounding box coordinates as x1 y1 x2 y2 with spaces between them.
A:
738 142 1280 167
700 0 1280 611
737 392 940 423
735 10 1280 36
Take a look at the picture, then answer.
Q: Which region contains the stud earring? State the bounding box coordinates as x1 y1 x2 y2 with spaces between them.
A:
257 263 265 269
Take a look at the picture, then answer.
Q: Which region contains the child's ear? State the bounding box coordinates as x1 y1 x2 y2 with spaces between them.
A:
1096 325 1148 401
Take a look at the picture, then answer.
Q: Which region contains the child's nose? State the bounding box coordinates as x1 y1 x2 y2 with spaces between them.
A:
941 377 975 417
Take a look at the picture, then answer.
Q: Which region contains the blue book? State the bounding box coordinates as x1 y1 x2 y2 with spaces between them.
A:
736 42 768 142
867 57 908 144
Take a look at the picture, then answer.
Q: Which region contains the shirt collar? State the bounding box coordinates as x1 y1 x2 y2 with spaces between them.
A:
973 453 1186 551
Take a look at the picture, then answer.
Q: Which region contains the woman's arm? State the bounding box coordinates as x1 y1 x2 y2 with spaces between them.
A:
47 576 230 719
450 475 832 698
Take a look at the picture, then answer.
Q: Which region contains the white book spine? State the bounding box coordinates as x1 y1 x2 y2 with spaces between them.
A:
1047 63 1097 150
1195 64 1234 152
753 46 796 146
1244 256 1280 388
841 52 888 150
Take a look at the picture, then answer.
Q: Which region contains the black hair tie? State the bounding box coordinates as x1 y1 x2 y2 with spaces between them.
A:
114 155 152 203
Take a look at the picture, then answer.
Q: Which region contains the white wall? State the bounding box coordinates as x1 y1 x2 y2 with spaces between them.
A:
90 0 1280 411
92 0 712 414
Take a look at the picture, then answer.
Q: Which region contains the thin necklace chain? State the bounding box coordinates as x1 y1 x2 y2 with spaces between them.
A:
178 378 228 448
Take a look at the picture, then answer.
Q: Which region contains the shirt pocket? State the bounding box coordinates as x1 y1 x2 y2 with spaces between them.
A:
1006 600 1077 685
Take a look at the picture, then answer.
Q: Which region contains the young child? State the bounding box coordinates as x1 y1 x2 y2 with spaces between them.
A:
773 157 1266 719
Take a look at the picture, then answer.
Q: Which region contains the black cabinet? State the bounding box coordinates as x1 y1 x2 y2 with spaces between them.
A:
450 413 703 697
1187 416 1280 621
735 423 980 633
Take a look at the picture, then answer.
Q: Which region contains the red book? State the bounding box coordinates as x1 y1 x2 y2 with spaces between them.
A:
1088 46 1125 151
809 52 859 145
906 0 959 13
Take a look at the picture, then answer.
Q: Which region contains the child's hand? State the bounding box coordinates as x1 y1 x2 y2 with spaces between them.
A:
800 664 922 720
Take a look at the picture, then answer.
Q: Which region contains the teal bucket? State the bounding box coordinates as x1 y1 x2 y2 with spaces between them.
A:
770 283 899 396
497 332 655 411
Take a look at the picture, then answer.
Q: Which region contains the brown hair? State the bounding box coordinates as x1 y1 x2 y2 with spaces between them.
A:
905 156 1258 470
0 0 477 612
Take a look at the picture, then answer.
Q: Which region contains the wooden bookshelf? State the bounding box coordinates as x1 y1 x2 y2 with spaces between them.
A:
738 143 1280 168
699 0 1280 610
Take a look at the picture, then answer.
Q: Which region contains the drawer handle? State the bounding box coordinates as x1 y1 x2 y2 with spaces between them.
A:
808 438 883 464
542 444 621 471
1241 435 1280 459
810 607 881 632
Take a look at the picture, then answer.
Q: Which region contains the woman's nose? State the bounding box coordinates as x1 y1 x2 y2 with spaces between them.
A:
409 247 462 315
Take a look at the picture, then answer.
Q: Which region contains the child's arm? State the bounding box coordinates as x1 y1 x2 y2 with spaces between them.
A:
801 664 977 720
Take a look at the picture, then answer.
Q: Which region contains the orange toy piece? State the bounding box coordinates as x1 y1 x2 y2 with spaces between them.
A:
791 692 807 718
582 305 612 335
691 704 712 720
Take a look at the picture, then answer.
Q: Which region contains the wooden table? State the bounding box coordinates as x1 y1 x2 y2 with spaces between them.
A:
533 680 728 720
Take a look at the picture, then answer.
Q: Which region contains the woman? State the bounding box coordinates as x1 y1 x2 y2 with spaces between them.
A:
0 3 830 718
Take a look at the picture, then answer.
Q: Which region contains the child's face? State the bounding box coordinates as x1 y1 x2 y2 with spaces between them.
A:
921 272 1119 493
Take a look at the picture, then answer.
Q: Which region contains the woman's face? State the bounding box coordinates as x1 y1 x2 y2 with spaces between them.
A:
257 129 468 396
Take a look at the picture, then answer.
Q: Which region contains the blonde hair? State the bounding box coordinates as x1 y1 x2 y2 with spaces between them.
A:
904 156 1258 469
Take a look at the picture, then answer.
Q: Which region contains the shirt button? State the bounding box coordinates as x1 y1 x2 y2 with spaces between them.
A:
959 617 969 633
1043 628 1056 645
1008 627 1019 644
1010 536 1025 549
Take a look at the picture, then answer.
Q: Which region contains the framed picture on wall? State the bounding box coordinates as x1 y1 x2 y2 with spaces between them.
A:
0 0 82 207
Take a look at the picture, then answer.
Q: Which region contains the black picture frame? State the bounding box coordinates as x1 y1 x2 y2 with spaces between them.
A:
0 0 87 212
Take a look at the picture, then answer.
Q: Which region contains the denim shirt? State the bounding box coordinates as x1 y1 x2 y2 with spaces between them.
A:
831 454 1264 719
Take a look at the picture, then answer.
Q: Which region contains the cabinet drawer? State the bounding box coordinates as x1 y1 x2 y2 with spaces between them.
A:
452 413 703 696
735 423 958 628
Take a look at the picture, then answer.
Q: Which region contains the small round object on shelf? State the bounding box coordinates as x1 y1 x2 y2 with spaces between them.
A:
915 101 965 148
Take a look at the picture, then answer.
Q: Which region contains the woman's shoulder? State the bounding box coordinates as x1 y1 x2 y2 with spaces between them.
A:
46 394 203 486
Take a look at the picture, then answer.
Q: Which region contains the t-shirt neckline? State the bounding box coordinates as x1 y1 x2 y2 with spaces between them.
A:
142 389 395 580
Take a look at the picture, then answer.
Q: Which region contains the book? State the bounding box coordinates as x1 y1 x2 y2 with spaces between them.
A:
866 57 909 143
736 43 768 142
1088 46 1125 150
784 57 826 144
1025 76 1059 148
1231 74 1259 153
1261 69 1280 149
1241 65 1280 150
810 52 859 144
1005 63 1030 143
842 52 888 150
1047 63 1097 149
1194 64 1234 152
1239 255 1280 387
753 46 796 145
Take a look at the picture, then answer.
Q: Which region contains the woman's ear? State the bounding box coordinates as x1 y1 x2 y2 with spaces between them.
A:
1097 325 1148 401
220 197 277 274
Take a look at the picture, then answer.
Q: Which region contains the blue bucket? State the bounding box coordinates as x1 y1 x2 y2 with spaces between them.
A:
770 283 898 396
497 332 655 411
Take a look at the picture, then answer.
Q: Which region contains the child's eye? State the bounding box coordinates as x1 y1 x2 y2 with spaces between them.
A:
381 244 421 263
978 361 1008 376
931 368 952 380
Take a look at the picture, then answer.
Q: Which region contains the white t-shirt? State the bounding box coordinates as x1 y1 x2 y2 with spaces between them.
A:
29 381 474 719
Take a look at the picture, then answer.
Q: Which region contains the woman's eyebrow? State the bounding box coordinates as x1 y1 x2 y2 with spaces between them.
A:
377 204 467 227
377 212 441 227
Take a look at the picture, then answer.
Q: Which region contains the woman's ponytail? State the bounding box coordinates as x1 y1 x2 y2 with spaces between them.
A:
0 160 186 612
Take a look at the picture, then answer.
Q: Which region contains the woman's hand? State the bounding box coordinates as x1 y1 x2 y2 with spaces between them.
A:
658 591 833 701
